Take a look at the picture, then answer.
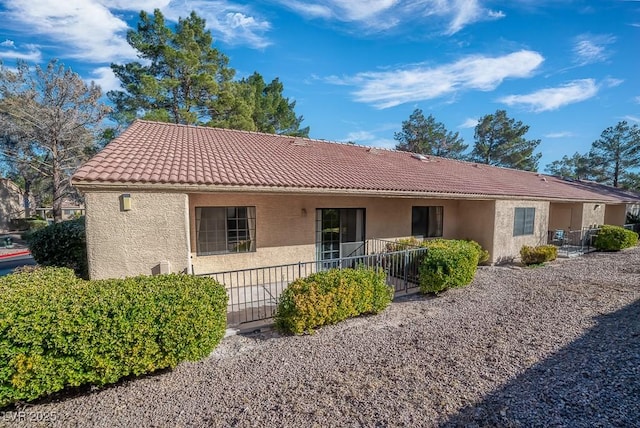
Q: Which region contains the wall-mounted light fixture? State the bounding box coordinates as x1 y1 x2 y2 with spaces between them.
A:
594 204 601 210
120 194 132 211
301 208 307 217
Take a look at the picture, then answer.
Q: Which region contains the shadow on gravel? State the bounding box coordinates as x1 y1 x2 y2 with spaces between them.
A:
1 367 174 412
441 298 640 428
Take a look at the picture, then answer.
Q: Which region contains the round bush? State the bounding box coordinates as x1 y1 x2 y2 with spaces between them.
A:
594 225 639 251
520 245 558 265
418 239 480 294
0 268 228 407
275 267 393 335
26 217 88 278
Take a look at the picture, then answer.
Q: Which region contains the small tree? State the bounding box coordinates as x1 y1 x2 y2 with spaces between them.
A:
545 152 593 180
394 109 467 159
588 121 640 188
469 109 541 171
0 60 109 222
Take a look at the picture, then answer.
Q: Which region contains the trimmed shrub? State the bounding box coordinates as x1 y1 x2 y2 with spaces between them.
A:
418 239 480 294
594 225 639 251
275 267 393 334
520 245 558 265
384 237 423 252
26 217 88 278
465 239 490 265
0 268 227 407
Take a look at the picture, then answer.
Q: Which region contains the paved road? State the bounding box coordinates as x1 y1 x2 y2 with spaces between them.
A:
0 254 36 276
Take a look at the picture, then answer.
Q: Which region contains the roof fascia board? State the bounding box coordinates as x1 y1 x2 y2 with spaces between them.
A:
71 181 620 203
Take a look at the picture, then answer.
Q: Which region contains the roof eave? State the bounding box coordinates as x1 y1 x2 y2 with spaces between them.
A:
71 180 624 203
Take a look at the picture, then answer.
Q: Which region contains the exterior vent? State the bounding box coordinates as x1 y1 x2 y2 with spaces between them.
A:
291 139 310 146
368 147 381 155
541 177 547 182
411 153 428 161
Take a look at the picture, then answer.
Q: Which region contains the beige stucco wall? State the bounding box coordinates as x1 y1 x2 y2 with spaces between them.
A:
456 200 496 259
604 204 627 226
189 193 466 273
492 200 549 264
581 203 605 229
85 191 190 279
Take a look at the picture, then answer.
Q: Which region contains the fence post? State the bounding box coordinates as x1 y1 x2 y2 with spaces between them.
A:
403 249 409 293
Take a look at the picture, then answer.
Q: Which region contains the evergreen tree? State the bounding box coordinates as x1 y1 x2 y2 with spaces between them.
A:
394 109 467 159
588 120 640 187
545 152 593 180
242 72 309 137
469 109 541 171
109 10 309 136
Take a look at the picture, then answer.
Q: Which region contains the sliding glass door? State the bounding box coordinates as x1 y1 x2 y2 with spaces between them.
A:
316 208 366 261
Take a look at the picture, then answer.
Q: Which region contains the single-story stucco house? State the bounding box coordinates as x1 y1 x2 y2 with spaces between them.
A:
71 120 640 280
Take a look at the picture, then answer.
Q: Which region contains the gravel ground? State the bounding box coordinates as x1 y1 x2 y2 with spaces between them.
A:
2 248 639 428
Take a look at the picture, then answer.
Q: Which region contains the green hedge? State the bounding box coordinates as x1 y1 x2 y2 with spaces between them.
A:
26 217 88 279
386 237 489 266
520 245 558 265
418 239 480 294
0 268 227 407
275 267 393 334
594 225 639 251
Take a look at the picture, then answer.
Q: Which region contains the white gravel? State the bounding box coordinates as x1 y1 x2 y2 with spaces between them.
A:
2 247 639 427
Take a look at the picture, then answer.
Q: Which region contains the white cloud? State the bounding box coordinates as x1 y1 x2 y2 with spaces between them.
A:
343 131 376 142
459 118 479 128
0 0 135 63
446 0 505 35
0 40 15 47
573 34 615 66
0 44 42 62
544 131 575 138
635 96 640 104
371 138 397 149
341 50 543 109
622 115 640 124
276 0 504 34
499 79 598 112
161 1 271 49
0 0 271 65
88 66 121 93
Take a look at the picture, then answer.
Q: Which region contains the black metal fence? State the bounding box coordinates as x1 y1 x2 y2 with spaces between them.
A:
197 239 428 327
547 227 600 257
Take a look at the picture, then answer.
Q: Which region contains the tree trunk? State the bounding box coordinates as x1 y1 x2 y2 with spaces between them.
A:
52 151 63 223
23 178 31 217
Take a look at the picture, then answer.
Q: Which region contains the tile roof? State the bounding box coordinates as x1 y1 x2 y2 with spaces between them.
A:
73 120 640 203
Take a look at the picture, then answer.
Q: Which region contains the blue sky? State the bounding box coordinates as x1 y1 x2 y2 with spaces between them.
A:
0 0 638 171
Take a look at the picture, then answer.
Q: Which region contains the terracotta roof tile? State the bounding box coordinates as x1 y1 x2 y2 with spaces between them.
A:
72 120 640 203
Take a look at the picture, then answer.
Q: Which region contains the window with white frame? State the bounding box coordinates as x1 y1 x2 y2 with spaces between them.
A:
513 207 535 236
411 206 444 238
195 207 256 255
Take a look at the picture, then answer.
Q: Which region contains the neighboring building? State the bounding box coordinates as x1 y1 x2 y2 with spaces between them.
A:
0 178 28 231
72 120 640 280
35 200 85 221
